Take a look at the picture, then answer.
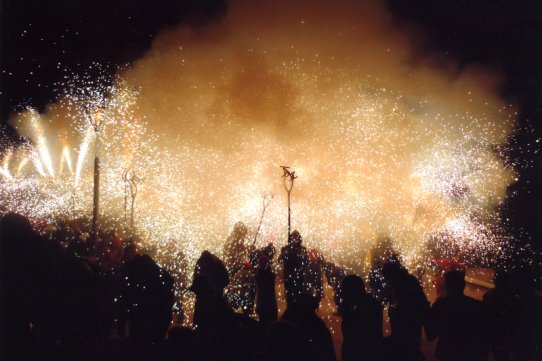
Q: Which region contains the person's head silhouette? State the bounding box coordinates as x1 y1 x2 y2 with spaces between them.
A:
341 274 366 304
444 270 466 296
290 230 302 245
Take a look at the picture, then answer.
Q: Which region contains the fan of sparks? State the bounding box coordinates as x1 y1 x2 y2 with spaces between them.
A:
0 69 517 272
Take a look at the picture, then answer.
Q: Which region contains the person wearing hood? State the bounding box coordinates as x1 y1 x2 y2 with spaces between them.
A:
279 230 309 306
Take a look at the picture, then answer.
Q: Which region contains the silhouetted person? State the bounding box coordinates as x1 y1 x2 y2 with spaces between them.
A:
123 254 174 349
51 218 76 247
432 257 465 298
369 253 403 302
255 255 278 327
382 260 429 361
191 251 230 332
160 240 190 323
370 237 399 269
250 242 276 268
96 236 124 271
0 213 54 360
162 326 196 361
123 241 140 263
223 222 250 277
279 230 309 306
114 242 141 338
341 275 383 361
67 232 92 258
483 272 516 361
61 257 113 360
256 320 302 361
323 261 347 315
509 269 542 361
306 248 324 307
190 251 261 361
37 235 71 359
281 294 336 361
227 261 256 316
425 270 489 361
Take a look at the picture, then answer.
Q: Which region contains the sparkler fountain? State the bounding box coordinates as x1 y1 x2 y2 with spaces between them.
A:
0 0 534 279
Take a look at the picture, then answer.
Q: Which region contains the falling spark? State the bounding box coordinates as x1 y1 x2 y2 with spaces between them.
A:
74 126 94 187
17 157 29 176
31 151 47 177
25 111 55 177
1 152 13 181
59 145 73 176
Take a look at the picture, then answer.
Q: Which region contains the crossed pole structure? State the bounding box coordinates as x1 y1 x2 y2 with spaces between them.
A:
252 192 275 246
281 165 297 244
123 169 140 238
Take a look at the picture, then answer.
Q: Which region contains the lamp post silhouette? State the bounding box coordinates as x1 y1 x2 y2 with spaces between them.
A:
86 108 103 242
281 166 297 244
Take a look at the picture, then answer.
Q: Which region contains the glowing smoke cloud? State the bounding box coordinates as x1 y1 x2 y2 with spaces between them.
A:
1 0 517 269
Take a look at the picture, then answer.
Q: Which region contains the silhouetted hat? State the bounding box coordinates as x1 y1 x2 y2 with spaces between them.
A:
190 250 229 291
341 274 366 298
258 255 270 269
189 274 213 294
444 269 466 294
289 230 302 244
0 213 33 239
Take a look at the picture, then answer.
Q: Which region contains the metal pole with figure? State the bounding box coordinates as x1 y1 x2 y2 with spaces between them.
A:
123 170 140 238
281 165 297 244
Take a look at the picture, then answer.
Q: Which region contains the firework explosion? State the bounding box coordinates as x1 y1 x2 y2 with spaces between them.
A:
1 0 520 273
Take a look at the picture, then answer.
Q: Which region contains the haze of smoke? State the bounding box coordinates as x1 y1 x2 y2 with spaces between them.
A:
123 0 514 257
5 0 516 267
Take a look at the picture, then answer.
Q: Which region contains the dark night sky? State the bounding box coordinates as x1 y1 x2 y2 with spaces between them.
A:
1 0 541 251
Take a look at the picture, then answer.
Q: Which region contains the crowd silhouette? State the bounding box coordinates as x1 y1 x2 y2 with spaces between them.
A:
1 212 541 361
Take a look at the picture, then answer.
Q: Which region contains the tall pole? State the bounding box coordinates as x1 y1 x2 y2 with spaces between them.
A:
281 166 297 244
124 172 129 231
92 151 99 241
129 180 137 237
88 109 102 243
123 170 140 238
71 185 77 218
287 191 291 237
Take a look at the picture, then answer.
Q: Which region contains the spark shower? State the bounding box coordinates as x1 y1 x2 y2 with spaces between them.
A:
0 0 518 269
